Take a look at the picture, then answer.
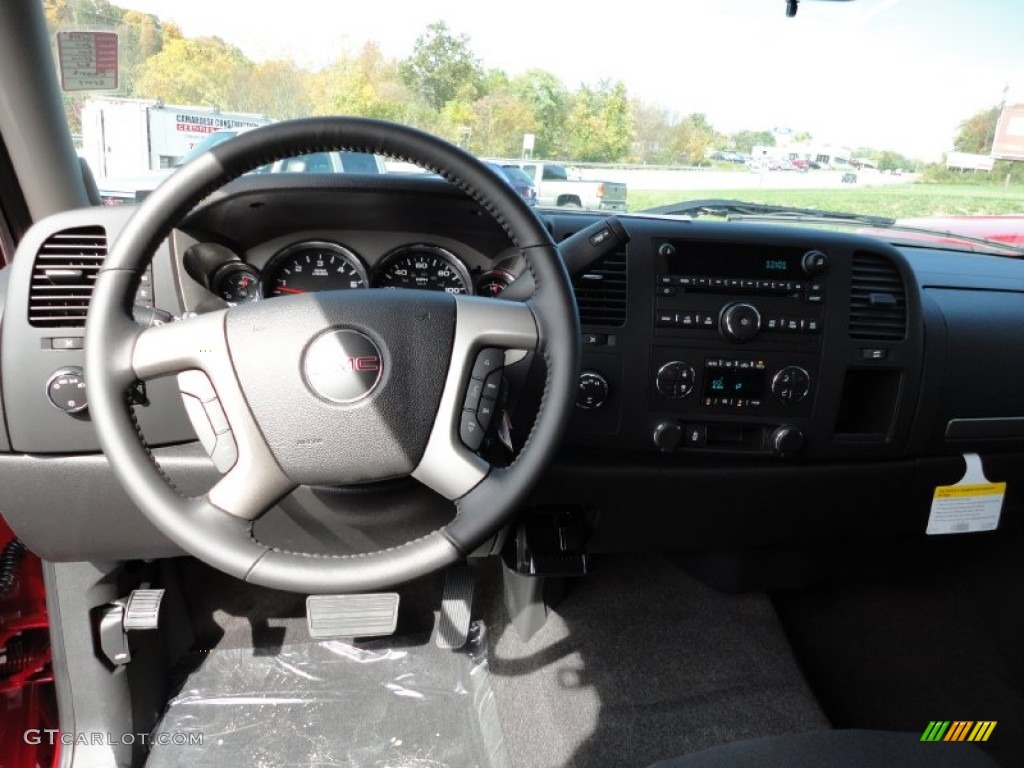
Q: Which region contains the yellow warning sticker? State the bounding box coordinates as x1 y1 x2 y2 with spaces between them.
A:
928 481 1005 535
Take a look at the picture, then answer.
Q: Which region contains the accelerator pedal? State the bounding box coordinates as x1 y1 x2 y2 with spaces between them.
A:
305 593 400 639
436 566 475 649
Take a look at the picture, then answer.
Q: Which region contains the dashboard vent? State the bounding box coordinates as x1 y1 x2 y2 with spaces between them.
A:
848 251 906 341
571 249 628 326
29 226 107 327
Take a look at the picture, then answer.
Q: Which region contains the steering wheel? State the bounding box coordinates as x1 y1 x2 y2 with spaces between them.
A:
85 118 579 594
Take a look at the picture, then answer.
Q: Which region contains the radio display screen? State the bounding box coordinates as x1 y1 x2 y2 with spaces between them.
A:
661 241 803 279
703 368 766 400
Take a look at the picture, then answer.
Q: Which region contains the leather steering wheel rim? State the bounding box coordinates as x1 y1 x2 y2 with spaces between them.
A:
85 117 580 593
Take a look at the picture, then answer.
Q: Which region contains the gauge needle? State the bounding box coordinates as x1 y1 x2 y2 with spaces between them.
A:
275 286 305 295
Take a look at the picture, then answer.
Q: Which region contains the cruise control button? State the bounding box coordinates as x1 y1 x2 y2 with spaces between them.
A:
460 410 483 450
181 394 216 453
471 348 504 380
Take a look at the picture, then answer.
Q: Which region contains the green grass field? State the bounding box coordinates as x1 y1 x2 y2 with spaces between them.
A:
628 184 1024 219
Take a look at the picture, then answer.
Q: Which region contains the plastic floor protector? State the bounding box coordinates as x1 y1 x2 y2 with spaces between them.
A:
146 622 510 768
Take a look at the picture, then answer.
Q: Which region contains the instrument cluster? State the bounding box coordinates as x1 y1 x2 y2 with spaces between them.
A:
203 240 515 304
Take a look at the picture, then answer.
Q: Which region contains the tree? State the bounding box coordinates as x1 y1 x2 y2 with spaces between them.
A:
135 36 253 109
562 80 632 162
730 129 775 155
399 21 483 111
511 70 569 157
628 100 673 164
666 113 719 165
954 106 1000 154
469 90 539 157
312 44 414 122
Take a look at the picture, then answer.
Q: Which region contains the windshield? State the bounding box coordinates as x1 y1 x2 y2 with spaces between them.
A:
47 0 1024 248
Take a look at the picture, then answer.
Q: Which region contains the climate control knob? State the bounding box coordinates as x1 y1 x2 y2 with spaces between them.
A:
720 302 761 341
771 366 811 404
656 361 696 399
576 371 609 410
771 425 805 457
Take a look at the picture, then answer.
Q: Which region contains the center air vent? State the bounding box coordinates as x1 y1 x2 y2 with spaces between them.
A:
571 249 628 327
849 251 906 341
29 226 107 328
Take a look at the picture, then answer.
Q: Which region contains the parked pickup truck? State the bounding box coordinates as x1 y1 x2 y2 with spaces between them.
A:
497 160 627 212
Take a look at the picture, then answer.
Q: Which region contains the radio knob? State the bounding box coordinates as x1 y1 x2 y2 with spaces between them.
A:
771 425 805 457
658 242 676 258
720 302 761 341
576 371 609 410
802 250 828 276
653 421 683 452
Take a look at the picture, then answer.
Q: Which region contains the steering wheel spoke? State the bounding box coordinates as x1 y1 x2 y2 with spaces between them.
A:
133 310 295 516
412 296 537 500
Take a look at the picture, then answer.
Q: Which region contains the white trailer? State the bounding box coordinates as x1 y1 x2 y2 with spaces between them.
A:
80 97 270 178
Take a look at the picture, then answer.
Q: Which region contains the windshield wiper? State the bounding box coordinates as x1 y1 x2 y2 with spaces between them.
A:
641 198 896 228
641 198 1024 257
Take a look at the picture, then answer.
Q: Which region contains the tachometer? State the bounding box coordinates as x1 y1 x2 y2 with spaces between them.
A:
374 245 472 294
261 242 368 298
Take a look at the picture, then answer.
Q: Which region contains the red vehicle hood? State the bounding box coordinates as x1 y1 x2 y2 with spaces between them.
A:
859 214 1024 251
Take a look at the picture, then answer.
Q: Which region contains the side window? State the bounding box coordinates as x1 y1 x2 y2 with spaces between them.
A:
542 165 567 181
521 164 537 179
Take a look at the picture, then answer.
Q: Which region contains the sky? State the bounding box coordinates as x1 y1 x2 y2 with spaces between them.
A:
115 0 1024 161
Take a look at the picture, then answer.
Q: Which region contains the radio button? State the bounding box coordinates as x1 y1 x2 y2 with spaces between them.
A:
678 276 693 287
656 312 677 327
657 274 675 286
720 302 762 341
656 286 677 297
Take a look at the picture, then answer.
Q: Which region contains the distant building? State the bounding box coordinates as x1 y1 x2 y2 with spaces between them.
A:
751 142 853 169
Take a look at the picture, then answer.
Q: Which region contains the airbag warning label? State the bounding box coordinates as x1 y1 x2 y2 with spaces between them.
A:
927 482 1005 535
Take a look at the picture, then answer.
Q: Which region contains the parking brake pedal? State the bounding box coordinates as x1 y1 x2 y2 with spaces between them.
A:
306 593 400 639
98 588 165 666
436 566 475 649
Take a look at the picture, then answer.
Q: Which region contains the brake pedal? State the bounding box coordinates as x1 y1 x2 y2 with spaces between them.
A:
306 593 400 639
436 566 475 649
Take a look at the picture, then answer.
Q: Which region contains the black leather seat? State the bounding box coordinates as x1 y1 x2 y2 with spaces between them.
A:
649 730 1001 768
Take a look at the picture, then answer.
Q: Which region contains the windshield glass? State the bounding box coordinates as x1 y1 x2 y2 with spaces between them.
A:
47 0 1024 248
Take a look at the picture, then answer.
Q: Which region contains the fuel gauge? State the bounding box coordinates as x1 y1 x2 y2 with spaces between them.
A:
213 263 261 304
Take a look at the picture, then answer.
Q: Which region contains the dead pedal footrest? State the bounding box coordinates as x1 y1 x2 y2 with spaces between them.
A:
306 593 400 639
436 566 475 649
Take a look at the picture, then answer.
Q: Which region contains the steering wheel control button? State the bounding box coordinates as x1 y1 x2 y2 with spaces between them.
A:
477 398 497 430
204 399 231 435
180 394 217 454
460 410 484 451
720 302 762 341
482 369 503 398
771 366 811 404
576 371 609 410
303 329 383 404
656 361 696 399
177 370 218 403
209 432 239 473
471 348 505 380
464 379 484 411
46 367 87 413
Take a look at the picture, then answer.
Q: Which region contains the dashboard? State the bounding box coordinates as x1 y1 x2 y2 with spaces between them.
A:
1 173 1023 562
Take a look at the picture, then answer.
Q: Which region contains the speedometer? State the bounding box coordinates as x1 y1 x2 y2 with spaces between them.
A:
374 245 472 294
261 242 368 298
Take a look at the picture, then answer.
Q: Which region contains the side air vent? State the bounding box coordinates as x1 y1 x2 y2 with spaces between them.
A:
28 226 107 327
571 249 628 327
849 251 906 341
